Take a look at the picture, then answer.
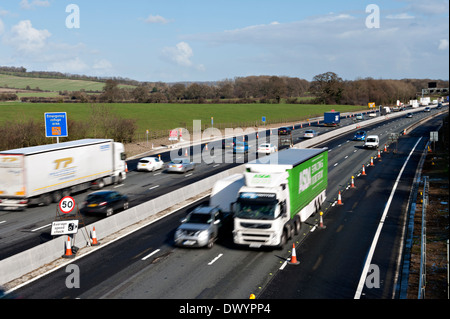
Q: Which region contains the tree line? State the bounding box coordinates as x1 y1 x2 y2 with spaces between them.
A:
2 66 448 105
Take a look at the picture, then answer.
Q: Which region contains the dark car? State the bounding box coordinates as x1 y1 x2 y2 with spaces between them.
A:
82 190 129 217
278 127 292 135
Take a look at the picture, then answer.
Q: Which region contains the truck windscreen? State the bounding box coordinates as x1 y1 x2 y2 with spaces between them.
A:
235 199 277 220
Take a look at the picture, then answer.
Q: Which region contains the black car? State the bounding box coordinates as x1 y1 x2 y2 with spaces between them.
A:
278 127 292 135
82 190 129 217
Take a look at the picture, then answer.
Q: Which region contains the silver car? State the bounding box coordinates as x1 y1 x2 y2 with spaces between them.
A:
166 158 195 173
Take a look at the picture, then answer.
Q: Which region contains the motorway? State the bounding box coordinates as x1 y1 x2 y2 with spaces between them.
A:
0 110 372 259
6 105 448 299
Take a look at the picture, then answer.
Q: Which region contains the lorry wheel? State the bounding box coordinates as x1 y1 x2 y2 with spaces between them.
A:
277 231 287 250
40 194 52 206
294 217 301 235
52 191 62 203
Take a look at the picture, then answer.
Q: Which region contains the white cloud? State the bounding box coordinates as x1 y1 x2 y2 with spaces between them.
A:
0 19 4 35
438 39 449 50
48 57 88 74
93 59 113 73
20 0 50 10
182 10 448 80
386 13 415 19
145 14 171 24
3 20 51 55
161 41 194 67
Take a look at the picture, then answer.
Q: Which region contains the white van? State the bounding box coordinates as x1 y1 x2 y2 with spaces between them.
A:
364 135 379 149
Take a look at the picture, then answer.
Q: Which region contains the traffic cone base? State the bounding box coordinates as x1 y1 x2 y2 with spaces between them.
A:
289 243 300 265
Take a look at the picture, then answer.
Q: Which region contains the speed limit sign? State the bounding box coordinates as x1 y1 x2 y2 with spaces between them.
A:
59 196 76 214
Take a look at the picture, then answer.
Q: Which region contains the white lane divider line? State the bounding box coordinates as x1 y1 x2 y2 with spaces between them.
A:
353 137 422 299
208 253 223 265
142 249 161 261
32 224 51 232
149 185 160 190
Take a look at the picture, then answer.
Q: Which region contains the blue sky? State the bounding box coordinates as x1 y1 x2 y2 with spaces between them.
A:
0 0 448 82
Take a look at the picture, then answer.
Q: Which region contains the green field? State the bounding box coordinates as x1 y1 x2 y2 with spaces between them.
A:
0 102 366 133
0 74 133 92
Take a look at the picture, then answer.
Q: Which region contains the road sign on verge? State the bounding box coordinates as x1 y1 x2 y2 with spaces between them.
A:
59 196 76 214
51 220 79 236
45 112 68 138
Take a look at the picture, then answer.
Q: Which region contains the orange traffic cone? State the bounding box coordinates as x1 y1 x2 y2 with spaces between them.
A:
185 149 188 156
362 164 366 175
125 163 128 173
62 236 75 259
318 211 326 229
289 243 300 265
384 144 388 153
377 150 381 159
337 191 343 205
370 157 374 166
350 176 355 188
91 227 100 246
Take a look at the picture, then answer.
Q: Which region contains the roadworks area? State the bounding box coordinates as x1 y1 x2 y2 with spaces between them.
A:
406 115 449 299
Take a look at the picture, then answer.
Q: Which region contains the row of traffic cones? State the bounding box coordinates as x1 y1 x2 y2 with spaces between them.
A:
62 227 100 258
337 147 387 206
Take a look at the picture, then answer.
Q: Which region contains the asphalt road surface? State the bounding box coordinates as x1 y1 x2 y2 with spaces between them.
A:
9 109 447 300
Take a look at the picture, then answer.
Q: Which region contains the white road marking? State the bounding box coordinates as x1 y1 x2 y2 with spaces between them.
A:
142 249 161 261
32 224 51 232
185 173 193 177
208 253 223 265
149 185 159 190
354 138 421 299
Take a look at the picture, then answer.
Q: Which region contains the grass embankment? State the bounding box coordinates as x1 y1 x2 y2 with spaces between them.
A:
0 102 365 134
0 74 133 93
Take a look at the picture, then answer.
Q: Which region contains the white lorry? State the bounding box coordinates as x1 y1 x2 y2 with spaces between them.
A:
0 139 127 209
232 148 328 249
174 174 244 248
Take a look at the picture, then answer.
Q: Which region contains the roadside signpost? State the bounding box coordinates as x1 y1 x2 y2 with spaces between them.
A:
45 112 68 143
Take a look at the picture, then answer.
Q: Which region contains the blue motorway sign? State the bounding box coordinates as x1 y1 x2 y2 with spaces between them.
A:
45 112 68 137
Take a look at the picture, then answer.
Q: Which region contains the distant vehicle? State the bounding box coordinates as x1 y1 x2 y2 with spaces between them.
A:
137 157 164 172
166 158 195 173
406 113 413 118
356 113 364 120
278 127 292 135
303 130 318 138
424 107 431 112
223 136 248 149
353 130 367 141
82 190 129 217
323 111 340 127
233 142 250 154
223 137 237 149
364 135 379 149
257 143 277 155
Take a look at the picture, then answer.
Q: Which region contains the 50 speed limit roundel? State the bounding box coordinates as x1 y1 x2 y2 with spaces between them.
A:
59 196 76 214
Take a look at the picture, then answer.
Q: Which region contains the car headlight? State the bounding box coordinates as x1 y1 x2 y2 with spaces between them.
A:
175 229 183 239
196 230 208 239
